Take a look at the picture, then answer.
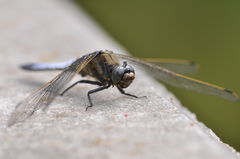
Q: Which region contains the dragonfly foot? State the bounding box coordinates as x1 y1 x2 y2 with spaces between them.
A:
85 105 92 111
137 95 147 99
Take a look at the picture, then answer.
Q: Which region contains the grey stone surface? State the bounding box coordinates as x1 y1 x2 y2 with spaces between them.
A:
0 0 239 159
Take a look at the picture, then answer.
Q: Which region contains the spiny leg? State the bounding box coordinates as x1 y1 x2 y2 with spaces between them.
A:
60 80 103 96
117 86 146 98
86 85 111 111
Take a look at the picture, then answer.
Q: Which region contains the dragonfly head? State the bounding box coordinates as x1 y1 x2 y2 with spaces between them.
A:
111 61 135 88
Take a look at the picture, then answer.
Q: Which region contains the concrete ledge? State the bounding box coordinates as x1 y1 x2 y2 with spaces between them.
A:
0 0 239 159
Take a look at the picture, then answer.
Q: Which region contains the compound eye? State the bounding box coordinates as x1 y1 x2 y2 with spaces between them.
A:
125 65 134 73
122 61 134 73
111 66 125 84
111 61 135 86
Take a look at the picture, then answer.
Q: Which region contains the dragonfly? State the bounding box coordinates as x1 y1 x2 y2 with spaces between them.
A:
7 50 239 126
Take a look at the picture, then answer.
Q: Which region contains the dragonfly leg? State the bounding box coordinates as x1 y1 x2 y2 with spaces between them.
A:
117 87 146 98
60 80 103 96
86 84 111 111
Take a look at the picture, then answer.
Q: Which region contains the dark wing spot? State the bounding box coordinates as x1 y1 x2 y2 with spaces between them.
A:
189 61 196 65
224 88 233 94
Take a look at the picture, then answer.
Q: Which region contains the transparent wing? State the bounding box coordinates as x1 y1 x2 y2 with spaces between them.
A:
8 52 99 126
141 58 199 75
115 54 239 101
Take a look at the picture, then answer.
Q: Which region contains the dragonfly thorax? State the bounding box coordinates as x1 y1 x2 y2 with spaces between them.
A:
111 61 135 88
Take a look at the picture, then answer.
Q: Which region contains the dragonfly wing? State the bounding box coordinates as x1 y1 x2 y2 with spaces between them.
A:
141 58 199 75
8 52 100 126
116 54 239 101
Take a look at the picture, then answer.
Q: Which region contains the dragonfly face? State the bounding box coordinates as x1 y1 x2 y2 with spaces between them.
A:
111 61 135 88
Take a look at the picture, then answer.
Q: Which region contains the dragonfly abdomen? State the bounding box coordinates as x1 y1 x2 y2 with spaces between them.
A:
21 59 77 71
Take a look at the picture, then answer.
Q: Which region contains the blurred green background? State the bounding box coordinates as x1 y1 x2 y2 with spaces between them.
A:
75 0 240 150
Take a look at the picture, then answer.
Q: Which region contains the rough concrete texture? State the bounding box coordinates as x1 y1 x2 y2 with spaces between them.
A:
0 0 239 159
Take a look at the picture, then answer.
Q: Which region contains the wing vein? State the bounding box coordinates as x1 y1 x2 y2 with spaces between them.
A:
115 53 239 101
8 52 99 126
